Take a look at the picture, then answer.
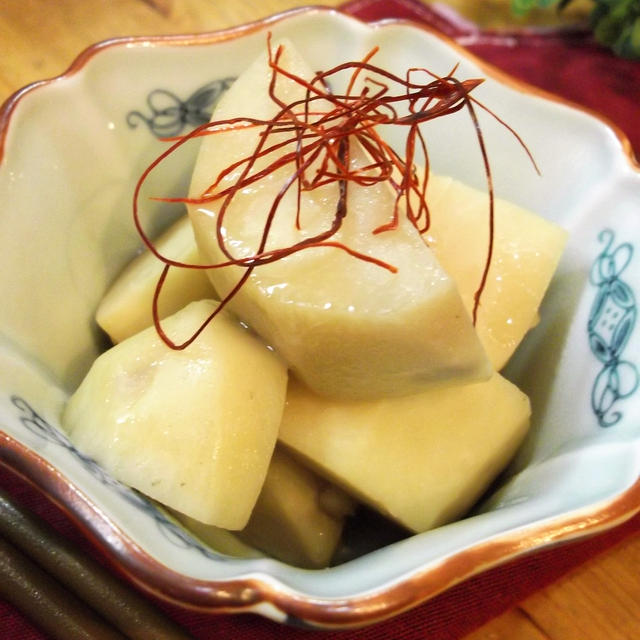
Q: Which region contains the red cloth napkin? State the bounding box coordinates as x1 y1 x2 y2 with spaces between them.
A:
2 1 639 638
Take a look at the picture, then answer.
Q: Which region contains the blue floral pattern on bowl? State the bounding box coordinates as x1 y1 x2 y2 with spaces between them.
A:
126 78 235 138
588 229 639 427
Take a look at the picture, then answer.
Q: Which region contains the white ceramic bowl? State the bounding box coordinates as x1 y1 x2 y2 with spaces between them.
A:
1 7 639 628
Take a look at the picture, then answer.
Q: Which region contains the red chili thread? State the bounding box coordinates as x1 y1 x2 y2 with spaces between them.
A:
134 35 538 349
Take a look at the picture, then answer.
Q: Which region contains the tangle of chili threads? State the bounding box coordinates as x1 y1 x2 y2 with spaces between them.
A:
133 35 538 350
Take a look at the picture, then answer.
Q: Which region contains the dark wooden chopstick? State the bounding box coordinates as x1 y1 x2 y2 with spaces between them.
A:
0 487 195 640
0 534 127 640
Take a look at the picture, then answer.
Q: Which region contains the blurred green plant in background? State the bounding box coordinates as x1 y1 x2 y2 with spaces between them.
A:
512 0 640 58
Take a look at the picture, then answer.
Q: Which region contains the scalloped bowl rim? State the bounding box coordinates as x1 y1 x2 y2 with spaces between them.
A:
1 6 639 628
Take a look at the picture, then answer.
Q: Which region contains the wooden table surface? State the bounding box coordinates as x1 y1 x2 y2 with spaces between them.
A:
1 1 638 639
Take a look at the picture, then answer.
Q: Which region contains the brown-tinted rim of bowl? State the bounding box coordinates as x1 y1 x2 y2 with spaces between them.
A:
0 4 639 628
0 424 640 627
0 5 638 169
2 429 640 628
